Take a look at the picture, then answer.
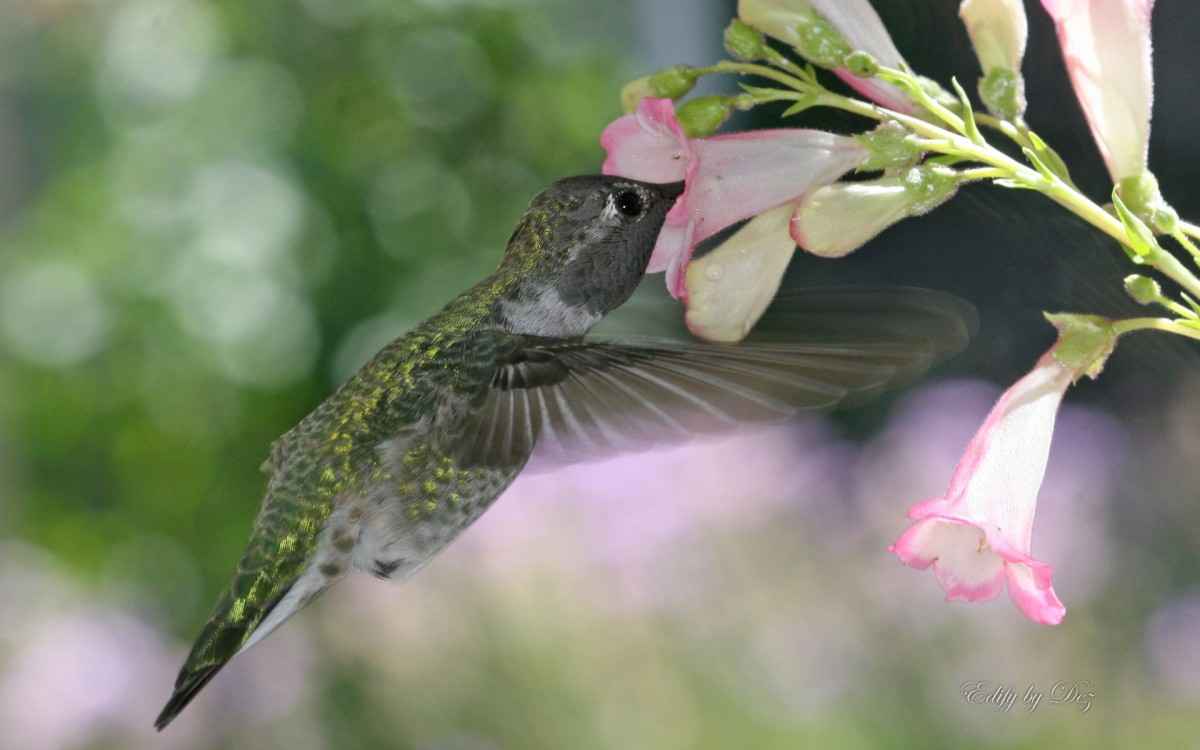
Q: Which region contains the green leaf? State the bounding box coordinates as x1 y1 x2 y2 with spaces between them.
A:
1024 130 1074 187
949 77 982 143
1112 187 1159 258
780 94 818 117
1021 146 1057 183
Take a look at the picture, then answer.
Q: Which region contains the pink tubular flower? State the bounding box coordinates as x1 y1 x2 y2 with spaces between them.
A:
738 0 916 113
601 98 868 299
889 347 1075 625
1040 0 1155 182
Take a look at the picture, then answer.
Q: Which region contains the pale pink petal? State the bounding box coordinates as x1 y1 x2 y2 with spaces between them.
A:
739 0 915 112
1006 561 1066 625
890 346 1076 625
600 98 692 183
951 352 1071 548
833 71 916 114
646 221 689 275
960 0 1029 73
890 517 1007 602
809 0 906 68
661 219 696 299
683 204 796 341
685 130 868 246
792 180 914 258
1040 0 1155 181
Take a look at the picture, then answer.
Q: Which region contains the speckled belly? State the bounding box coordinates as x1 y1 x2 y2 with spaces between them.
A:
351 436 525 580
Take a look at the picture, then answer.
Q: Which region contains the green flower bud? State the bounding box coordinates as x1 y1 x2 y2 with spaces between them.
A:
724 19 768 62
844 50 879 78
619 65 701 113
900 164 960 215
856 120 922 172
918 75 959 110
1118 171 1180 235
1124 274 1162 306
1044 313 1117 380
739 0 850 69
978 67 1026 120
676 95 734 138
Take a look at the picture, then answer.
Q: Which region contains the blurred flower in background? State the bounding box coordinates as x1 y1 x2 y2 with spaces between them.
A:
2 1 1200 749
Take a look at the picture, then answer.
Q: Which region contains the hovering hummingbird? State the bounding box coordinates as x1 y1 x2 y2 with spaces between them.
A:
155 174 972 729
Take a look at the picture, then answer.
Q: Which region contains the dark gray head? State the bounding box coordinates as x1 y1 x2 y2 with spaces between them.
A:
495 175 684 337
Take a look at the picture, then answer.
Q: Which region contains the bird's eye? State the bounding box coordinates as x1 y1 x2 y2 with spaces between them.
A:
615 189 643 217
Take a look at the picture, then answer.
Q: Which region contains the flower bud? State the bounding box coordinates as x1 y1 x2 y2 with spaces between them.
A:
738 0 916 113
791 165 959 257
979 67 1025 120
684 204 796 342
960 0 1028 119
1042 0 1154 183
620 65 701 113
1044 312 1116 379
856 120 923 172
960 0 1028 74
738 0 850 68
1124 274 1162 306
844 50 879 78
1118 171 1180 235
724 19 769 62
676 95 735 138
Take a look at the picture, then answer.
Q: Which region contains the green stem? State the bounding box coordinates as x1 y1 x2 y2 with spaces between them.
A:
1113 317 1200 342
817 91 1200 303
875 65 965 133
957 167 1007 183
708 61 811 93
1181 220 1200 242
1172 229 1200 264
762 47 813 82
975 113 1032 148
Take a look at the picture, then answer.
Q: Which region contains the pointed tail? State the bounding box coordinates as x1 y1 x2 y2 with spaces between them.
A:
154 582 291 731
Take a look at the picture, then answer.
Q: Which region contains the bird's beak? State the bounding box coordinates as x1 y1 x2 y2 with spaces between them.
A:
657 180 686 200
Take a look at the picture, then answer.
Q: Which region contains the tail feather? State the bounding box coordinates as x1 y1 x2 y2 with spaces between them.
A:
154 662 224 731
154 584 291 731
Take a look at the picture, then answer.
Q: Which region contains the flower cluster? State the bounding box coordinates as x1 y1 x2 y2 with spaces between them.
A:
601 0 1193 625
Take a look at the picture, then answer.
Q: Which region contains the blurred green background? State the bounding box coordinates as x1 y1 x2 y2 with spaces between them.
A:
2 1 1199 748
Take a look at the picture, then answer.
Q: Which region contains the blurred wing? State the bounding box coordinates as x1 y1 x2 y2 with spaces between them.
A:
456 286 976 469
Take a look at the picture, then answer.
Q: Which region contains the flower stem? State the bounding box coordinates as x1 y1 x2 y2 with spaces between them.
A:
815 91 1200 304
956 167 1008 183
1113 317 1200 342
975 113 1032 148
708 61 811 93
1181 220 1200 242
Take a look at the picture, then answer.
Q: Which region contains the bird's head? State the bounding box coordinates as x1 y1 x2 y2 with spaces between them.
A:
496 174 684 337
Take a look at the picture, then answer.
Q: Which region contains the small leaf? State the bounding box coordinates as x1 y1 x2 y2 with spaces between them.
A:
781 94 818 117
993 177 1036 190
949 77 982 143
1025 130 1075 187
1112 188 1159 258
1021 147 1057 182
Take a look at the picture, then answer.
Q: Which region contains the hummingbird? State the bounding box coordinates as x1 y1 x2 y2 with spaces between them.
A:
155 174 972 729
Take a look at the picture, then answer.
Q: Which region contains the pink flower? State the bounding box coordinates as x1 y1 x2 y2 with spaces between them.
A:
1040 0 1155 182
601 98 867 299
889 347 1075 625
738 0 916 113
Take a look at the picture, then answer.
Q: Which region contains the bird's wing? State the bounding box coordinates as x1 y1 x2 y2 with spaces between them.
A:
453 286 976 469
